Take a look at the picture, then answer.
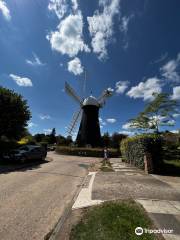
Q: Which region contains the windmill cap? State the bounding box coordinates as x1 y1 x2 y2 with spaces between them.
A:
83 95 99 106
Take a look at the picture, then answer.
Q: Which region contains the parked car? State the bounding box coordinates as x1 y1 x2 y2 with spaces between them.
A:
47 146 56 151
4 145 47 163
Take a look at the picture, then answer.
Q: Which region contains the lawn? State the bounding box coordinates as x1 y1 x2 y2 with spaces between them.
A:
70 201 158 240
161 146 180 176
164 159 180 168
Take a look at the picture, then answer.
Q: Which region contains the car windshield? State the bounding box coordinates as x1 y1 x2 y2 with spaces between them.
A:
19 146 28 151
11 150 19 154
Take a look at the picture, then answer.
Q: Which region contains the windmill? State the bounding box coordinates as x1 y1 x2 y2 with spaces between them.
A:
65 82 113 147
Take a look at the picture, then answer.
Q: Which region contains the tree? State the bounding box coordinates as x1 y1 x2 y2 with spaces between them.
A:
129 112 150 132
56 135 73 146
128 93 179 133
34 133 46 142
49 128 57 144
0 87 31 140
111 132 127 148
102 132 111 147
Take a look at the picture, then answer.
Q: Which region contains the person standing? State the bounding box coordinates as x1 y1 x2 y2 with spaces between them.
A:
104 147 109 164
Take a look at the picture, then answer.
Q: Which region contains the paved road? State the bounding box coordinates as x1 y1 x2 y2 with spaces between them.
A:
0 152 98 240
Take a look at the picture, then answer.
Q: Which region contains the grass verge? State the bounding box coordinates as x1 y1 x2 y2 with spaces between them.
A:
70 200 158 240
100 159 114 172
164 159 180 168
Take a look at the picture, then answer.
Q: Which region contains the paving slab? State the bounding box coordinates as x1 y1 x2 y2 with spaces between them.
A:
92 172 180 201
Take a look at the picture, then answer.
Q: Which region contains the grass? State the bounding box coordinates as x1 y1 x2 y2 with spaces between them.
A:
70 200 158 240
100 159 114 172
160 146 180 176
164 159 180 168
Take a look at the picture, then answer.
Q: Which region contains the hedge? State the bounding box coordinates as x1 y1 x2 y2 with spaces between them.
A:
56 146 120 158
120 134 163 172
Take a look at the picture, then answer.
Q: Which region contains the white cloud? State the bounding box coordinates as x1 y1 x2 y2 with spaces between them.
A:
106 118 116 123
28 122 37 128
173 113 180 118
47 12 90 57
161 53 180 82
68 57 83 75
48 0 79 19
115 81 129 94
9 74 33 87
127 77 162 101
152 52 168 64
170 130 179 134
107 87 114 92
48 0 68 19
120 15 133 34
26 53 45 66
44 129 52 134
87 0 120 60
99 117 106 126
171 86 180 100
119 130 133 136
71 0 78 11
166 119 175 125
0 0 11 21
39 114 51 120
122 122 134 130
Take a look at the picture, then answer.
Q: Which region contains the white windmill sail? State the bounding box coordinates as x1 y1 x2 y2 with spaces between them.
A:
66 108 82 136
98 88 114 107
65 82 83 106
65 82 83 136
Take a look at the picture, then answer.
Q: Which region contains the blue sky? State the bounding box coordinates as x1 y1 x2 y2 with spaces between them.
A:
0 0 180 137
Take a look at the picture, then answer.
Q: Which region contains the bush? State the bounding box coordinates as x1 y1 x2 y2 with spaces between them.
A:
56 146 120 158
120 134 163 172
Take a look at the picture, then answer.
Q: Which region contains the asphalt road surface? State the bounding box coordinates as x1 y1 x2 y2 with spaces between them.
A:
0 152 98 240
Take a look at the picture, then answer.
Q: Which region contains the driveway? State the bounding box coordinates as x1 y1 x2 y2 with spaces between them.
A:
0 152 99 240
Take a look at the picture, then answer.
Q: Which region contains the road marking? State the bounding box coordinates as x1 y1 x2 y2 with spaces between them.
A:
72 172 103 209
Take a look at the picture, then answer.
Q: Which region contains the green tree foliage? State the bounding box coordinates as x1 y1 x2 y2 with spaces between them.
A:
56 135 73 146
101 132 127 148
34 133 46 142
49 128 57 144
0 87 31 140
128 93 179 133
111 132 127 148
102 132 111 147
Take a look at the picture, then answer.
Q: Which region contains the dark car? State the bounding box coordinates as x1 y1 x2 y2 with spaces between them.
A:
6 145 47 163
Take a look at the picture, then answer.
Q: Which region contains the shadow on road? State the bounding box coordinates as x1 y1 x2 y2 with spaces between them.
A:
0 158 52 175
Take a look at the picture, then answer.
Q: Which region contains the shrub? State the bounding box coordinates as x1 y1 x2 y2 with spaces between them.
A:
120 134 163 172
56 146 120 158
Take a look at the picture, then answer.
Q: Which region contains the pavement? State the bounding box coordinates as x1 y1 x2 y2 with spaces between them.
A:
72 158 180 240
0 152 100 240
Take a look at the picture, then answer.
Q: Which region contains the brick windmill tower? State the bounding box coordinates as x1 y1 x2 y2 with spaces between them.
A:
65 82 113 147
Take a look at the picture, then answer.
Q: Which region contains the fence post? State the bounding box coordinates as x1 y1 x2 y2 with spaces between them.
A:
144 153 154 174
